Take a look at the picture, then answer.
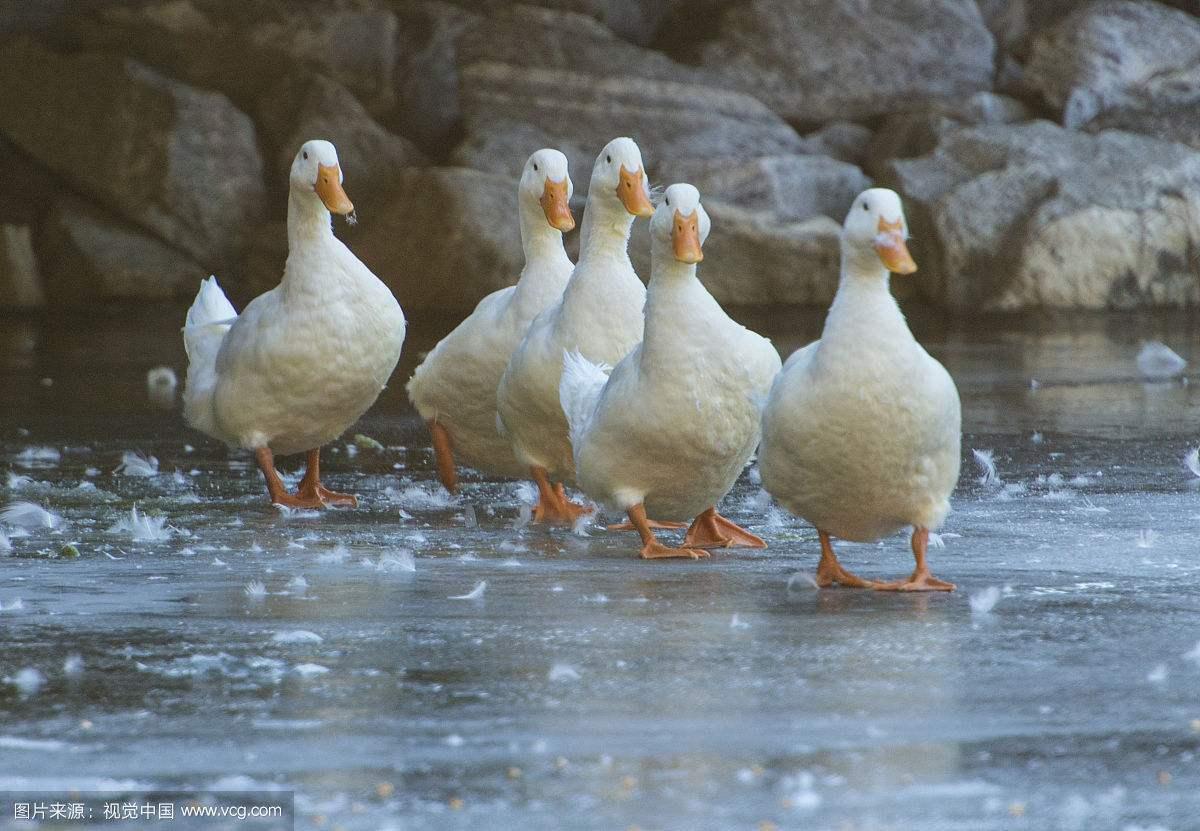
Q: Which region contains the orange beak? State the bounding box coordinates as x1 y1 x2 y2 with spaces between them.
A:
315 163 354 216
874 216 916 274
539 178 575 232
671 209 703 264
617 166 654 217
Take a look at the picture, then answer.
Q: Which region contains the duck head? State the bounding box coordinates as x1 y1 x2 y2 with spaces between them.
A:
589 137 653 218
842 187 916 275
521 148 575 232
651 183 710 266
290 139 356 224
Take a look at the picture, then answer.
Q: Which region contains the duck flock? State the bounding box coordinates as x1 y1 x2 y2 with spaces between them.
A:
182 137 961 593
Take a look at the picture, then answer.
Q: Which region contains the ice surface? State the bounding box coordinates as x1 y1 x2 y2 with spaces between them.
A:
3 312 1200 831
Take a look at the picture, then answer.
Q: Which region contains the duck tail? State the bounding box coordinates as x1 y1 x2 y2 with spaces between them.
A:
559 349 610 451
181 276 237 438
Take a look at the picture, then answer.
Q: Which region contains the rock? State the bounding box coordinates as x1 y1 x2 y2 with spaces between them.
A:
454 6 805 186
1025 1 1200 128
699 0 996 124
0 39 265 268
39 198 207 305
629 201 842 305
0 225 43 308
655 154 871 223
256 73 427 197
1088 96 1200 152
342 167 525 310
886 120 1200 311
798 122 874 167
450 120 594 184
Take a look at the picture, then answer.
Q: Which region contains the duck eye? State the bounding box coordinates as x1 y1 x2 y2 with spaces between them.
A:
303 151 309 160
533 163 538 171
665 197 670 206
861 201 869 211
606 155 612 164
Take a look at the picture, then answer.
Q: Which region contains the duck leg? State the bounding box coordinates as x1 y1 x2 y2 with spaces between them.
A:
606 518 687 531
683 507 767 549
815 531 876 588
254 447 324 509
529 466 590 525
873 528 955 592
296 448 358 508
628 503 709 560
429 420 457 493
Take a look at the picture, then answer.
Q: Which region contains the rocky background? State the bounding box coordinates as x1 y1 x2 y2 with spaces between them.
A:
2 0 1200 313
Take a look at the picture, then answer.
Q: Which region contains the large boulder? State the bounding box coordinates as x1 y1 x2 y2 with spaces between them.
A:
453 6 806 185
331 167 523 311
0 225 43 309
1025 1 1200 129
654 154 871 223
39 198 207 305
256 73 427 198
698 0 996 124
886 121 1200 311
0 39 265 268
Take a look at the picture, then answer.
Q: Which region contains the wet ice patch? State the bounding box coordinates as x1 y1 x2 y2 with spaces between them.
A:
114 450 159 477
972 449 1001 487
449 581 487 600
1137 341 1187 380
272 630 323 644
107 506 174 542
2 501 62 529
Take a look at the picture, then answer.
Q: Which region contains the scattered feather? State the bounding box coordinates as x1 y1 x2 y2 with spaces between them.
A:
972 449 1001 486
0 530 9 553
272 630 323 644
373 550 417 573
6 471 32 490
1147 664 1168 684
512 503 532 530
14 446 60 468
1137 341 1187 380
786 572 820 593
1185 447 1200 478
463 504 478 528
243 580 267 601
1136 530 1159 549
1030 432 1044 444
571 513 592 537
286 575 308 595
1182 641 1200 665
146 366 178 408
293 663 329 676
0 598 24 613
8 667 45 697
317 545 350 564
730 614 751 630
63 654 84 676
211 557 226 566
2 500 62 529
387 484 456 510
1074 498 1110 514
114 450 159 477
969 586 1001 616
449 581 487 600
548 663 581 682
107 506 173 542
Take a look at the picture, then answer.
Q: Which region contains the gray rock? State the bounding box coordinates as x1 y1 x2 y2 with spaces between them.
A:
0 39 265 268
654 154 871 223
39 198 206 305
256 73 427 197
454 6 805 185
0 225 43 309
887 120 1200 311
798 122 874 166
450 120 594 184
1025 1 1200 128
699 0 996 123
344 167 525 310
628 201 842 306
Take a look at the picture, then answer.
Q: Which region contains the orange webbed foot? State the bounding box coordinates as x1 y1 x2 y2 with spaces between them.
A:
607 519 687 531
814 530 877 588
873 572 956 592
639 541 711 560
684 509 767 549
531 491 592 526
312 484 358 508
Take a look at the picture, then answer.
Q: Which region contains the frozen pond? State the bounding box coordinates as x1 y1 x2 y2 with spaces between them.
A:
2 307 1199 831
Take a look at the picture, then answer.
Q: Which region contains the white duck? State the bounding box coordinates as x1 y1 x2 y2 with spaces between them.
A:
759 187 961 591
407 149 575 492
497 137 654 524
182 139 406 508
560 184 781 559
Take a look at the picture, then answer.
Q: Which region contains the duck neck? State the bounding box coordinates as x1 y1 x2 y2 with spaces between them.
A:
283 190 338 298
578 196 633 265
513 199 571 308
824 242 907 343
642 250 700 362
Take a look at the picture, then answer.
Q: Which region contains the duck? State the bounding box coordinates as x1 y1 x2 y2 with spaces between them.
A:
406 149 575 492
560 183 781 558
182 139 406 508
496 137 654 524
758 187 961 591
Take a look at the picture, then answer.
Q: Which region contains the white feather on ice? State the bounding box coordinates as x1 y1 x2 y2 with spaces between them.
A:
969 586 1001 615
114 451 159 477
972 449 1002 487
548 663 581 682
243 580 267 601
2 501 62 529
272 630 323 644
107 507 174 542
14 447 60 468
1184 447 1200 478
1136 341 1187 380
449 581 487 600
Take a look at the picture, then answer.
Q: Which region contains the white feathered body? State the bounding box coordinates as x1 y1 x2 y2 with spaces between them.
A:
406 249 573 478
497 244 645 480
564 271 781 519
183 231 406 456
759 277 961 541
